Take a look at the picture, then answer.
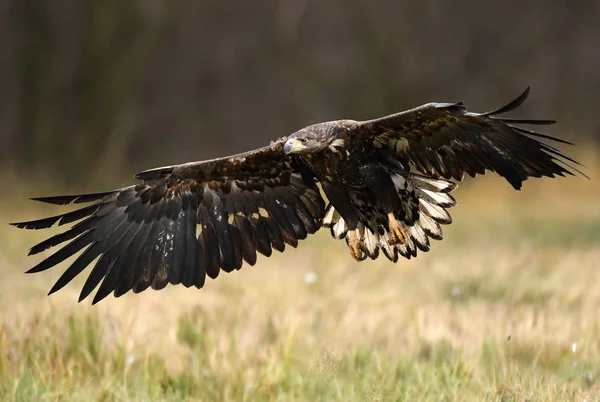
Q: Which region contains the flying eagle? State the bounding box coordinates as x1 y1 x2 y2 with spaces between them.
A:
12 88 585 304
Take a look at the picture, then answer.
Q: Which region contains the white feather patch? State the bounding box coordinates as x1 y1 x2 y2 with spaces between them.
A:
332 216 347 239
418 213 443 239
391 174 407 190
420 188 456 207
412 176 456 193
394 137 410 153
364 228 379 255
408 223 429 250
322 206 337 226
419 199 452 224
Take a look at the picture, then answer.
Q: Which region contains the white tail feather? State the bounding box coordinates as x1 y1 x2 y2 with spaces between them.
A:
322 206 337 226
408 222 429 250
419 188 456 208
410 175 457 193
419 199 452 224
363 227 379 256
325 172 457 262
417 212 443 240
332 217 347 239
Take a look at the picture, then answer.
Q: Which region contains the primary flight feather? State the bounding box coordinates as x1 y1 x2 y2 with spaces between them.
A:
12 88 585 304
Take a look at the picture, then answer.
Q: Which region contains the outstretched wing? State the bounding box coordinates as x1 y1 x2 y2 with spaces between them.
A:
359 88 586 189
11 138 326 304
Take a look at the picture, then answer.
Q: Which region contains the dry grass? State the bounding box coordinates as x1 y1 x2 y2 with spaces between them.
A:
0 152 599 401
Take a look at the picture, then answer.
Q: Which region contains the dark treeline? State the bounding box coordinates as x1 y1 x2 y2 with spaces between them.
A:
1 0 599 185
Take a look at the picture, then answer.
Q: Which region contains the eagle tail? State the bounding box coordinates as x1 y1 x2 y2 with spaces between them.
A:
323 173 458 262
394 174 457 260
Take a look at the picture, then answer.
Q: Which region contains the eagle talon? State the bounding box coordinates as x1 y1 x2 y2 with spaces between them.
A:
347 231 367 261
387 212 406 245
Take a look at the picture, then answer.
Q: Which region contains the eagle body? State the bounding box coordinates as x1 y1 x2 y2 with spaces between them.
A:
13 88 586 303
295 125 415 215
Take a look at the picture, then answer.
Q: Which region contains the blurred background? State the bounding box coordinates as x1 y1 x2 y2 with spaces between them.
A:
1 0 599 186
2 1 600 400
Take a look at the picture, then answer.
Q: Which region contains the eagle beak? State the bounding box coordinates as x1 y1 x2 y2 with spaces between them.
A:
283 138 306 155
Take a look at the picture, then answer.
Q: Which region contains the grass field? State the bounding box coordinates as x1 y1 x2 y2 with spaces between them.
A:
0 154 598 401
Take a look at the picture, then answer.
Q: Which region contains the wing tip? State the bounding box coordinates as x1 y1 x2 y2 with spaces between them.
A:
48 283 62 296
30 195 75 205
481 86 532 117
78 292 88 303
9 221 27 229
25 265 44 274
10 218 62 230
27 247 41 256
29 190 121 206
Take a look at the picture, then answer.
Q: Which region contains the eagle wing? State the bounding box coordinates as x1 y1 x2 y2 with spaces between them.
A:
11 138 326 304
358 88 585 189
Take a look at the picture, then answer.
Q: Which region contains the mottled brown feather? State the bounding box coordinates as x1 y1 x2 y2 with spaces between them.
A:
359 88 584 189
13 137 325 303
12 89 584 303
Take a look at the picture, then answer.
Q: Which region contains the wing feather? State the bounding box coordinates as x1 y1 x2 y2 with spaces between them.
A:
13 139 326 303
360 88 585 189
252 217 273 257
114 222 154 296
132 219 162 293
234 214 258 266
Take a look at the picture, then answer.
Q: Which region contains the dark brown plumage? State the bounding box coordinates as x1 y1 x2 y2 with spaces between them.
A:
12 88 586 303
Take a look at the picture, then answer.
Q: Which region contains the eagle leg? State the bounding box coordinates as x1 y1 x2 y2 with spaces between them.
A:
346 231 367 261
387 212 406 245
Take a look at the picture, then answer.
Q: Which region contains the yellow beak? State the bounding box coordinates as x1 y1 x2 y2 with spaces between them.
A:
283 138 307 154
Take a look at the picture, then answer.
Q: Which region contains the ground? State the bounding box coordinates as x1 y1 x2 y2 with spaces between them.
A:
0 153 598 401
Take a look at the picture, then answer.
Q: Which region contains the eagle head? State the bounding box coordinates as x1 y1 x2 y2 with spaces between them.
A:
284 123 345 155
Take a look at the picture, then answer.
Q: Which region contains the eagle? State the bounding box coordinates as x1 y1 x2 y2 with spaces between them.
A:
12 88 585 304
